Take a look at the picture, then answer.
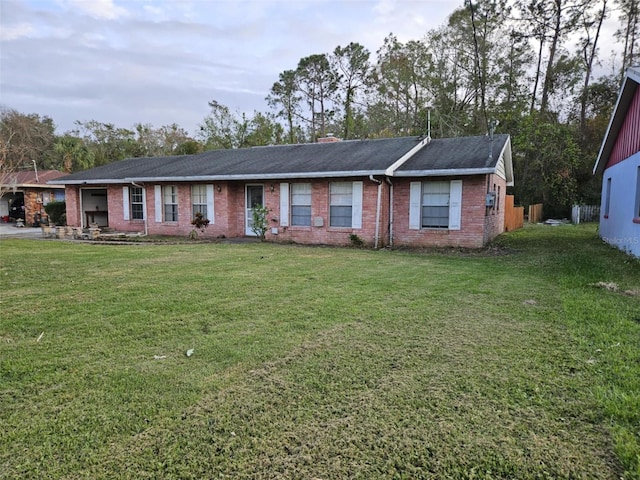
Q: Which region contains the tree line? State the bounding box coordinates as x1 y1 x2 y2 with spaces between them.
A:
1 0 637 216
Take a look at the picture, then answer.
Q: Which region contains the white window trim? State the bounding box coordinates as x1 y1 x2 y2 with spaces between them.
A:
206 184 215 224
409 180 462 231
280 182 289 227
329 181 362 228
352 181 363 229
123 186 130 221
154 185 162 223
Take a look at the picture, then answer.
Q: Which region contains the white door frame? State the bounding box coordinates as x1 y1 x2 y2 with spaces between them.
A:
245 184 264 236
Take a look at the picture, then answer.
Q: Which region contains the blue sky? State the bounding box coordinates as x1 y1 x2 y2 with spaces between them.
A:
0 0 621 136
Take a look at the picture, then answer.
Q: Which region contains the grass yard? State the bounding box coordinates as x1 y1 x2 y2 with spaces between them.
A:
1 224 639 479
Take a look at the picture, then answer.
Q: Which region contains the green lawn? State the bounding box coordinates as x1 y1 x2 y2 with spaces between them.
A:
1 224 638 479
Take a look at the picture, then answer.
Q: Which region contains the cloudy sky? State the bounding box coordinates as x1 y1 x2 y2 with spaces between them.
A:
0 0 622 137
1 0 455 135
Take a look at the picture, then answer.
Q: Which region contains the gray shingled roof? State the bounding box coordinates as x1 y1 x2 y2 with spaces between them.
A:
54 134 511 185
396 134 509 174
55 137 421 184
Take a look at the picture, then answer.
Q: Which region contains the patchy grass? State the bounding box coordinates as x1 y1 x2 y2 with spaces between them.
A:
0 224 638 479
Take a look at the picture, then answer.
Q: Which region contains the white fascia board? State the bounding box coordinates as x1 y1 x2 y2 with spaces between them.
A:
394 167 496 177
498 135 514 186
53 179 129 185
125 170 388 182
593 68 640 175
385 136 431 176
16 182 66 188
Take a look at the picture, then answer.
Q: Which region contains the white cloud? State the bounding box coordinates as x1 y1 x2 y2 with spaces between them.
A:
0 22 35 41
67 0 129 20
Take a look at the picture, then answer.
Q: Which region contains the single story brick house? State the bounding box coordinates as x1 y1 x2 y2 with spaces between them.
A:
593 66 640 258
1 170 66 224
53 134 513 248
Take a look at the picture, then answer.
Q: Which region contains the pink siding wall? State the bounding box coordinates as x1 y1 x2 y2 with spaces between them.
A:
607 85 640 169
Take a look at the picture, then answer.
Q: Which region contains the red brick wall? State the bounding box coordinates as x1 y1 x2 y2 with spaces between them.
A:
65 187 80 226
65 176 500 248
483 174 507 244
268 178 389 247
391 176 494 248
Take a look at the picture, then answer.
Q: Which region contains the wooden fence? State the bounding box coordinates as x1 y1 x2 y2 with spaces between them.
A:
504 195 524 231
528 203 543 223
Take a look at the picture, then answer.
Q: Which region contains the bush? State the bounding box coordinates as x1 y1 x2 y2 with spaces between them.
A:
44 201 66 225
350 234 366 247
251 205 270 241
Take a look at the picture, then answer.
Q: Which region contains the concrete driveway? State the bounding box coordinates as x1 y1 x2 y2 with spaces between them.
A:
0 223 46 239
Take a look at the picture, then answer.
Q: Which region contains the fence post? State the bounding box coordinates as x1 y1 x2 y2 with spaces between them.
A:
572 205 581 224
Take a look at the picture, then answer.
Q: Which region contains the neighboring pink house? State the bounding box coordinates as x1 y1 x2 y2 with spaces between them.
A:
593 66 640 258
54 134 513 248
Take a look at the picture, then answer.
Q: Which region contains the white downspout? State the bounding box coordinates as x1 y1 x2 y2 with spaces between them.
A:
386 177 394 247
131 182 148 236
369 175 382 249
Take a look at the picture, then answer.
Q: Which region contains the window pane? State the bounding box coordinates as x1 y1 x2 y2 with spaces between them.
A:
330 205 352 227
132 204 144 220
192 185 207 204
131 187 143 203
291 183 311 205
192 205 207 219
422 205 449 228
163 186 177 203
291 206 311 226
192 185 207 220
164 205 178 222
421 181 449 228
163 186 178 222
291 183 311 226
330 182 353 206
422 181 450 206
130 187 144 220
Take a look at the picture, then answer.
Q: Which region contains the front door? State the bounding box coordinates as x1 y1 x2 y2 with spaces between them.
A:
245 185 264 236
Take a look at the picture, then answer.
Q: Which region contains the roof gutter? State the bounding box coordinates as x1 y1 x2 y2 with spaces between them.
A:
394 167 496 177
56 170 390 185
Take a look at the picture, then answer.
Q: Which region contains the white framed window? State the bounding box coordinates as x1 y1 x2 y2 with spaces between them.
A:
410 180 462 230
291 183 312 226
163 186 178 222
422 181 450 228
329 181 363 228
130 187 144 220
192 185 207 219
330 182 353 227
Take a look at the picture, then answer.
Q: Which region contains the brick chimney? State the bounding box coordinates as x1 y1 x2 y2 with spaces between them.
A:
317 134 341 143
